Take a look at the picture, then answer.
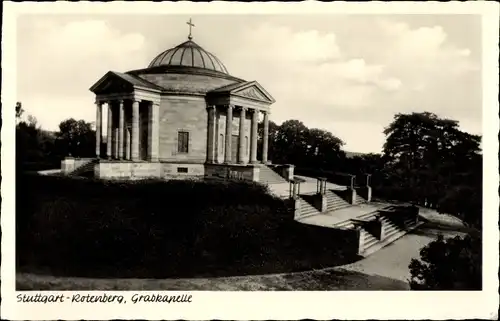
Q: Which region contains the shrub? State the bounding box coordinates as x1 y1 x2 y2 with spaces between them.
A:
16 172 297 277
408 234 482 290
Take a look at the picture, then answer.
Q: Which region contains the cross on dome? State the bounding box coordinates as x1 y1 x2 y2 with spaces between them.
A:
186 18 195 40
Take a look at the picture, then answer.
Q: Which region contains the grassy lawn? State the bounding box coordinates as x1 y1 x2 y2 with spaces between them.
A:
17 268 409 291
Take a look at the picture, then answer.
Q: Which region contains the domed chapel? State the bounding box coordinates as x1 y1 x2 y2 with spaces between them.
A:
72 20 294 183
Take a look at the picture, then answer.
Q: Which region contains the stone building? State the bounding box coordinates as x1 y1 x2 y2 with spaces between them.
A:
62 29 293 183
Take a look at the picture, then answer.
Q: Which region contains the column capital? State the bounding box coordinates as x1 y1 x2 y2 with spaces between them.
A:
206 104 216 111
227 104 234 110
117 99 124 105
239 106 248 112
95 100 104 106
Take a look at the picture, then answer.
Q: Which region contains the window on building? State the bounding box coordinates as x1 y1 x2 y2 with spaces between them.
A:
177 167 188 173
245 136 249 156
178 131 189 153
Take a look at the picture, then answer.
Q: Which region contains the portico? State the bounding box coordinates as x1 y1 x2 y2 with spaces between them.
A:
206 80 274 166
90 70 162 164
94 97 160 162
205 105 270 165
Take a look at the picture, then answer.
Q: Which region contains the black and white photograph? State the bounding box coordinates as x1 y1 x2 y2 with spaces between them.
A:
2 1 498 320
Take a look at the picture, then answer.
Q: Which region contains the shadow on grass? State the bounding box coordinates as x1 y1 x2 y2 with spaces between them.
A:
17 245 364 280
17 224 365 280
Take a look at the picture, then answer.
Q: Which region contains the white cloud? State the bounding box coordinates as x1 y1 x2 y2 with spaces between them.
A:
17 19 150 130
18 19 148 97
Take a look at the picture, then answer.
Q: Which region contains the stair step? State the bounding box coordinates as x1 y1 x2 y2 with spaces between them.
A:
385 226 399 234
364 237 379 249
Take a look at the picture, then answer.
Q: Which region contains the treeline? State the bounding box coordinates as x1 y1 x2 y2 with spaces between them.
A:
16 102 96 171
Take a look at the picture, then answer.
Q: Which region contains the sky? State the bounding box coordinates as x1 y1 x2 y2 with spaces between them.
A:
16 14 482 153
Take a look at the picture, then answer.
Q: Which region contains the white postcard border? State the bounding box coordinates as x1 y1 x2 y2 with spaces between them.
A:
2 1 499 320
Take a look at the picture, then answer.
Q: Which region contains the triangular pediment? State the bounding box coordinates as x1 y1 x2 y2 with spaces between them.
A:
89 71 162 94
210 81 275 104
90 71 134 94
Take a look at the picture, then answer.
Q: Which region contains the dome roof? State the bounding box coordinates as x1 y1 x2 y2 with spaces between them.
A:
148 40 229 74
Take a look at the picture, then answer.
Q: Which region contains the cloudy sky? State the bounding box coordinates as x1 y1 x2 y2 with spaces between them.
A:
16 14 482 153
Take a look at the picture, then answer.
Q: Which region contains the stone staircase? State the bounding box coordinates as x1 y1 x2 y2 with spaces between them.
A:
356 194 367 205
296 193 320 219
69 158 99 177
361 229 379 254
260 165 288 185
359 212 420 257
325 190 351 212
331 208 378 229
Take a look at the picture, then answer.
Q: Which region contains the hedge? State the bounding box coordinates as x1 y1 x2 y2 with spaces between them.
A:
17 172 358 278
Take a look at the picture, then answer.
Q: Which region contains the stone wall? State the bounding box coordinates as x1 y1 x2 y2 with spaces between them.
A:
61 157 95 174
95 161 263 182
158 95 208 163
95 162 162 180
162 163 205 179
205 164 259 182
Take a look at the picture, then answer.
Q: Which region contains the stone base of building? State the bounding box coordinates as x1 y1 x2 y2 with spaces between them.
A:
91 160 263 182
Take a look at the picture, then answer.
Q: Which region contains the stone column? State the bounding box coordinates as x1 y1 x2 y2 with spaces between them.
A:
114 127 119 158
118 100 125 159
262 110 269 163
131 99 140 161
125 128 131 160
148 101 160 161
106 102 113 159
224 104 233 164
238 107 247 164
95 101 102 158
250 109 258 164
206 105 216 163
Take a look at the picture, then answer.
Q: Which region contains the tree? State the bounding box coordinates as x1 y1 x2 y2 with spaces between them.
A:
381 112 482 227
16 112 59 171
409 234 481 290
16 102 24 121
261 119 344 168
55 118 96 158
